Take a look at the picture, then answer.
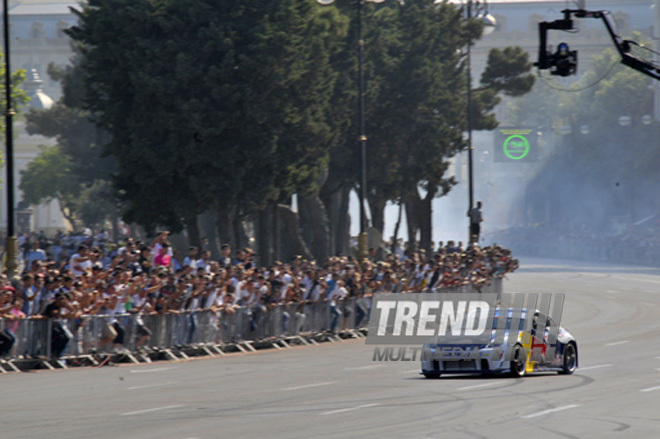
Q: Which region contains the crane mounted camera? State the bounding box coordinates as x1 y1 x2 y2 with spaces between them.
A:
535 8 660 81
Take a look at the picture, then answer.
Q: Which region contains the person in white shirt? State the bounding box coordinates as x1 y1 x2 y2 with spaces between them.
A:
328 279 348 333
69 245 93 278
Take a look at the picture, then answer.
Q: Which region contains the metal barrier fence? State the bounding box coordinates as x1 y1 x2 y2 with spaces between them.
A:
0 279 501 364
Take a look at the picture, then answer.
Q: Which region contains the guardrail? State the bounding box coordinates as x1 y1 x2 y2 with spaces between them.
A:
0 279 502 372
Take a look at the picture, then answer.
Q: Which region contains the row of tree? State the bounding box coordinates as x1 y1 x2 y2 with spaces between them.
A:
18 0 534 263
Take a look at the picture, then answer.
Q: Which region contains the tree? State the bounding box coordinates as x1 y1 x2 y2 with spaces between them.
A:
68 0 342 258
508 46 660 231
19 145 79 230
0 51 29 170
329 1 535 254
24 55 117 236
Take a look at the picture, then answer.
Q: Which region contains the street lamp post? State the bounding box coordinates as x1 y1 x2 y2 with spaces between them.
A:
464 0 495 243
3 0 17 276
318 0 398 260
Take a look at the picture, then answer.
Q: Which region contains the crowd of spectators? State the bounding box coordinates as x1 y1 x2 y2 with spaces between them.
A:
491 224 660 266
0 230 518 359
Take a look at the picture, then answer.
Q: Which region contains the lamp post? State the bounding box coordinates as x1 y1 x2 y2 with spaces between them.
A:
463 0 495 243
318 0 399 260
3 0 17 276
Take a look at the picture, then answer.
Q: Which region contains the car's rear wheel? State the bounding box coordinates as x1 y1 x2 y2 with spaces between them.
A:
559 342 577 374
509 344 526 378
423 372 441 379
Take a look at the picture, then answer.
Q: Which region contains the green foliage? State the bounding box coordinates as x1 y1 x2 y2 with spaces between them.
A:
0 51 30 169
508 45 660 229
19 145 80 229
68 0 343 233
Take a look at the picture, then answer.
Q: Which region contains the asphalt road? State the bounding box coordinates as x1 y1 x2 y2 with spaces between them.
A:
1 257 659 439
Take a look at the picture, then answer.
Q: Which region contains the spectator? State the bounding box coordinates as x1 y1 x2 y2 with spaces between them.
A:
154 243 172 268
25 241 48 271
467 201 484 243
219 244 232 267
183 246 198 270
41 293 78 358
69 245 92 278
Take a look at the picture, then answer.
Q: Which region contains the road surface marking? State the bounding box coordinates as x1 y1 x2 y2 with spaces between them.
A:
344 365 383 371
121 404 185 416
282 382 335 391
320 403 379 416
130 367 177 373
521 405 580 419
640 385 660 393
605 340 630 346
127 381 178 390
458 382 501 391
578 364 612 371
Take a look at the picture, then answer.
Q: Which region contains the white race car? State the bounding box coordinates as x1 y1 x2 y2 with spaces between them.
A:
420 308 578 378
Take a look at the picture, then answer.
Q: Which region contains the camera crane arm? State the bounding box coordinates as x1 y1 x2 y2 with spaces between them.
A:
536 9 660 81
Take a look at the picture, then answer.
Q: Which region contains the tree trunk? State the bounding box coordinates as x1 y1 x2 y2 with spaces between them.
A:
369 197 386 238
419 190 436 257
322 183 352 257
298 194 330 261
184 214 201 250
403 192 419 254
200 212 220 258
56 197 76 233
257 208 272 267
278 204 314 260
215 203 234 249
391 199 403 253
111 216 119 243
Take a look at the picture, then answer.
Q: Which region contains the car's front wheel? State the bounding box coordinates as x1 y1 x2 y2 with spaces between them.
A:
559 342 577 374
510 344 526 378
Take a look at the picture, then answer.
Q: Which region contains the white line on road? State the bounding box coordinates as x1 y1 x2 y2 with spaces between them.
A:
320 403 380 416
458 382 501 391
121 404 185 416
640 385 660 393
521 405 580 419
578 364 612 371
130 367 177 373
127 381 178 390
605 340 630 346
282 382 335 391
344 365 383 371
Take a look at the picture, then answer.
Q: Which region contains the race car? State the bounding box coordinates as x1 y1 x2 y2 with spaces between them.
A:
420 308 578 378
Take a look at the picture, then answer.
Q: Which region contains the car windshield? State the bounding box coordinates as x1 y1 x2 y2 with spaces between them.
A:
491 316 526 331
